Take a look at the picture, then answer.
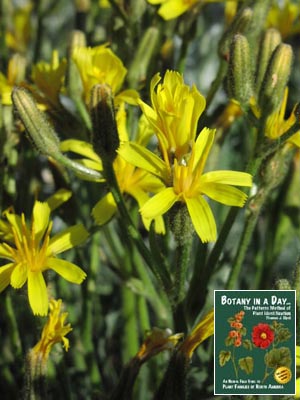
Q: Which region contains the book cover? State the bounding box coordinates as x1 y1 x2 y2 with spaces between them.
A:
214 290 296 395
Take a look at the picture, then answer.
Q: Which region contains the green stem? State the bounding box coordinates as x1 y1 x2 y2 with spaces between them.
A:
173 240 192 308
231 347 239 379
122 283 139 363
103 159 172 294
226 190 266 290
5 293 22 358
81 232 102 386
205 207 240 273
172 239 192 332
205 60 228 110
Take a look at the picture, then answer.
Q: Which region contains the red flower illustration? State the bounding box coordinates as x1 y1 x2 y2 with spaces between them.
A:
251 323 274 349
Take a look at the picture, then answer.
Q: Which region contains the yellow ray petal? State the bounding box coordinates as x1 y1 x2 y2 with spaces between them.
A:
28 270 48 316
45 189 73 211
92 192 117 225
60 139 101 163
201 183 248 207
0 243 14 259
185 195 216 242
48 224 89 255
180 309 214 358
140 187 178 219
193 128 216 174
157 0 198 20
46 257 87 283
32 201 51 242
10 263 27 288
0 263 15 292
118 142 169 182
201 171 252 186
3 211 23 243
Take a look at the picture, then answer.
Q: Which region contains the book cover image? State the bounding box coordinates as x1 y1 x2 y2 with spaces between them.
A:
214 290 296 395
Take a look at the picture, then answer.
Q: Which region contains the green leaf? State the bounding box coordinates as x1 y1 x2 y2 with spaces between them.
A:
219 350 231 366
238 357 254 374
242 339 253 350
275 327 292 343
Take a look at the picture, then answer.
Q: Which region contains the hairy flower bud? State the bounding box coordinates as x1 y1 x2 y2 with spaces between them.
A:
89 84 119 162
255 28 282 95
258 43 293 117
219 7 253 61
12 87 61 157
12 87 102 181
227 34 253 105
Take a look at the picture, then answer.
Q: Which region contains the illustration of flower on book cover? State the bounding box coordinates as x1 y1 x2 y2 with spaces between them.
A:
214 290 296 395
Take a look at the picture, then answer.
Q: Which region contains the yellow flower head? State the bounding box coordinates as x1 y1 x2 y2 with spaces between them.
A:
0 189 88 316
29 299 72 368
5 2 32 53
136 327 183 362
72 44 127 103
139 70 206 168
147 0 236 20
120 128 252 242
0 54 26 105
31 50 67 106
147 0 199 20
265 87 300 148
267 0 300 39
99 0 110 7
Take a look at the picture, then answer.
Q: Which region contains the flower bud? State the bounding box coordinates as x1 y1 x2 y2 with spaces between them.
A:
89 84 119 162
127 26 160 88
255 28 282 95
275 279 292 290
227 34 253 105
246 0 272 48
258 43 293 117
12 87 102 181
219 7 253 61
12 87 61 157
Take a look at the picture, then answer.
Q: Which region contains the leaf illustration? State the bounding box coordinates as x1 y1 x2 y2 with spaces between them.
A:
238 357 253 374
242 339 253 350
264 347 291 368
275 327 292 344
219 350 231 366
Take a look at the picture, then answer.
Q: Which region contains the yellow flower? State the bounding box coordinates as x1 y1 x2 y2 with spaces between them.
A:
99 0 110 7
60 108 165 233
0 54 26 105
139 70 206 170
0 189 88 316
265 87 300 147
267 0 300 39
136 327 183 362
5 2 32 53
29 299 72 368
71 44 138 105
119 128 252 242
147 0 239 20
147 0 199 20
179 309 214 358
31 50 67 106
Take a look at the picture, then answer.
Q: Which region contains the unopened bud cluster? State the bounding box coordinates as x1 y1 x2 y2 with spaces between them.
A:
224 2 293 116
